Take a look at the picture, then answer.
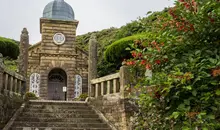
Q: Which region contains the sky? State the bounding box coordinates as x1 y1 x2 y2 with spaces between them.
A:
0 0 174 44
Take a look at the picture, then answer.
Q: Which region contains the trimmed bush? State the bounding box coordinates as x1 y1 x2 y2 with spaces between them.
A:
104 33 155 64
0 37 19 59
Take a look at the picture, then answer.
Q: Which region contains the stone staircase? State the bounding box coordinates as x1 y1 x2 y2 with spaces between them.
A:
9 100 112 130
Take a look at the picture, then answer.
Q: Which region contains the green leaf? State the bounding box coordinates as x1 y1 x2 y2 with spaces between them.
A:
186 86 192 90
215 90 220 96
125 47 131 51
184 100 190 105
208 58 217 64
172 112 180 119
147 11 152 15
182 126 190 130
202 128 208 130
192 90 197 96
195 50 201 55
207 114 215 119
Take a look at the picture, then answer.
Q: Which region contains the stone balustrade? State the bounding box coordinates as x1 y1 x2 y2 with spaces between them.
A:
0 59 26 96
89 66 129 98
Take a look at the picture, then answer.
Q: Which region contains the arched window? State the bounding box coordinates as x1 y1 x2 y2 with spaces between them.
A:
30 73 40 97
74 75 82 98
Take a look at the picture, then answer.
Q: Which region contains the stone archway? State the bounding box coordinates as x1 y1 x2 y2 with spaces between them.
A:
48 68 67 100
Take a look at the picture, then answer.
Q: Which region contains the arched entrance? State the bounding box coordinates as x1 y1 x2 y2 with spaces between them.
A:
48 68 67 100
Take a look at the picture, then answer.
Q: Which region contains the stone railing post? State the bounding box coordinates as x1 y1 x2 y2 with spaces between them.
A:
4 74 8 92
101 82 104 95
14 79 18 93
0 53 3 93
119 66 130 99
18 80 22 94
9 76 13 93
0 69 3 94
88 34 98 97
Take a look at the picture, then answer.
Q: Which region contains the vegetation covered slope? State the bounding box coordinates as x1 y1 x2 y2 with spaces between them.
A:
75 9 169 76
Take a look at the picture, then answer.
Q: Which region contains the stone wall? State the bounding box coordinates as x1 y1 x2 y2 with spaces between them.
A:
0 93 23 129
0 54 25 129
88 94 136 130
88 66 136 130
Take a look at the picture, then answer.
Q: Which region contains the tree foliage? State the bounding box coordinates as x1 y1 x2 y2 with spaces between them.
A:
125 0 220 129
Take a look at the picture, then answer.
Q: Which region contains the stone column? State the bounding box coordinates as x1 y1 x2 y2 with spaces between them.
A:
88 34 98 97
18 28 29 77
119 66 129 99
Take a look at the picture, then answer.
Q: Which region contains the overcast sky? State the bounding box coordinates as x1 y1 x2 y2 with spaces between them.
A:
0 0 174 44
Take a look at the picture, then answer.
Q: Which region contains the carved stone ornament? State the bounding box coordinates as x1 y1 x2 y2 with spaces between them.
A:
53 33 65 45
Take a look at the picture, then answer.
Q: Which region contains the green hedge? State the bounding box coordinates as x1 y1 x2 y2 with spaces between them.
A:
0 37 19 59
104 33 155 63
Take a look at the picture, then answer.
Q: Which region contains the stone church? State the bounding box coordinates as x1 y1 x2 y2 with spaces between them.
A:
18 0 88 100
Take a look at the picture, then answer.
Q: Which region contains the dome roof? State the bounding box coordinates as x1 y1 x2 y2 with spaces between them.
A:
43 0 75 21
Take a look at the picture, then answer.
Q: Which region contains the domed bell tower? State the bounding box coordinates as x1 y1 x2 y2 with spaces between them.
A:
39 0 79 100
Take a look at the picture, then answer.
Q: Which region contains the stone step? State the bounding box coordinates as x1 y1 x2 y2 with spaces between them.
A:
15 117 103 123
28 101 88 107
10 127 112 130
23 108 95 114
20 112 99 118
26 105 91 110
12 122 109 128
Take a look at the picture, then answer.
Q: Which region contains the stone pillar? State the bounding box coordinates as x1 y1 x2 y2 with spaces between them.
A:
101 82 104 95
95 84 99 98
119 66 129 99
0 53 3 93
113 79 117 93
18 28 29 77
4 74 8 91
14 79 17 93
10 76 14 92
88 34 98 97
18 80 22 94
107 81 111 94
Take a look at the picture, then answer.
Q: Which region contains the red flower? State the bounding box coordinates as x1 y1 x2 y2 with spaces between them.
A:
145 64 151 70
155 60 161 65
212 68 220 77
131 51 137 57
210 18 215 23
140 60 146 65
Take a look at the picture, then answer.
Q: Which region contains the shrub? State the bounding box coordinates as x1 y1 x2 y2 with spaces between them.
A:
0 37 19 59
24 92 38 101
104 33 156 65
79 93 88 100
125 0 220 129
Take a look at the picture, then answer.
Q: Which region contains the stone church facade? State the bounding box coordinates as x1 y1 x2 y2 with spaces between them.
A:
19 0 88 100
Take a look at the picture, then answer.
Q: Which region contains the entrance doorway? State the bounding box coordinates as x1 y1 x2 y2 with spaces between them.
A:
48 68 67 100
